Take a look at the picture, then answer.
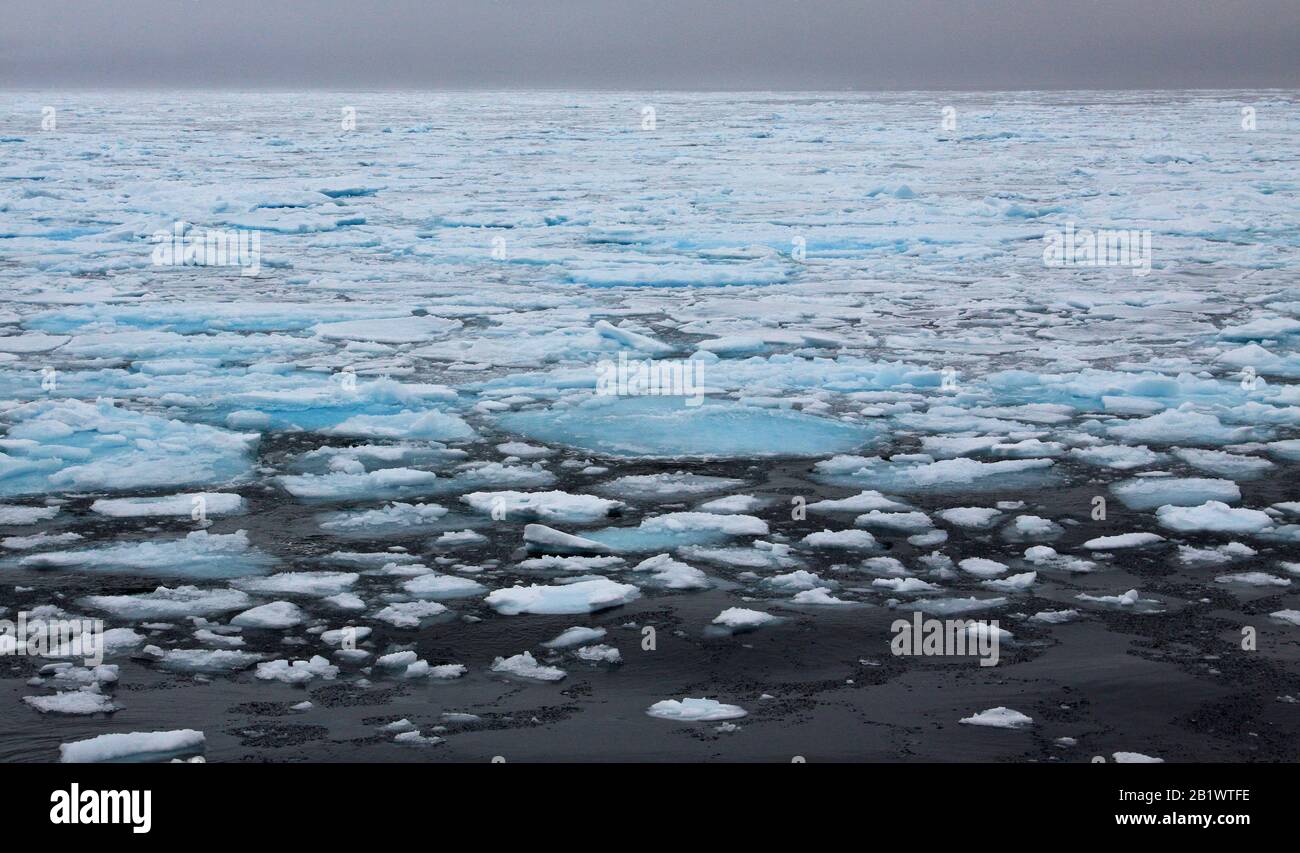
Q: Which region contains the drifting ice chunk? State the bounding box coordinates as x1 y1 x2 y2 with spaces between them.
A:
233 571 358 597
1106 408 1259 446
575 644 622 663
584 512 768 552
0 504 60 525
278 468 441 500
542 626 607 649
1111 477 1240 510
373 601 448 628
801 529 879 550
485 578 640 615
230 601 306 629
596 472 745 500
711 607 778 630
60 729 205 763
647 698 747 721
80 586 253 620
312 315 462 343
90 492 245 518
490 651 566 681
1156 501 1273 534
937 507 1002 528
24 689 119 715
816 456 1056 494
523 523 611 554
326 409 474 441
401 573 488 600
157 649 263 673
1083 532 1165 550
255 656 339 684
959 558 1009 578
1215 572 1290 587
959 707 1033 729
631 554 710 589
461 490 623 523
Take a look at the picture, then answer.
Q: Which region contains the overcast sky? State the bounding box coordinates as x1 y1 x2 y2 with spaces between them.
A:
1 0 1296 90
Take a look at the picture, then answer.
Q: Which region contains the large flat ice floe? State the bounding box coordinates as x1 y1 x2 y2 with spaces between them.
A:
496 397 877 458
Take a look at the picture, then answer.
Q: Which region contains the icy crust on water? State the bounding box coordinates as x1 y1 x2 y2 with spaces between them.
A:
1 91 1299 761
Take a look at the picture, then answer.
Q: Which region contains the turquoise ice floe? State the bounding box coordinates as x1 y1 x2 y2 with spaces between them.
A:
495 396 879 459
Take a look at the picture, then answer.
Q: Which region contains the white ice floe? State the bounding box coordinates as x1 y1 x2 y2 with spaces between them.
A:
630 554 710 589
1082 532 1165 550
232 571 359 597
401 572 487 600
60 729 205 763
959 558 1009 578
230 601 306 629
575 644 621 663
490 651 566 681
959 707 1033 729
541 626 607 649
1214 572 1290 587
1111 477 1240 510
372 600 448 628
80 586 253 620
255 656 339 684
711 607 778 630
647 697 747 722
791 587 852 605
936 507 1003 528
801 529 879 550
461 489 623 523
90 492 245 518
1156 501 1274 534
485 578 640 615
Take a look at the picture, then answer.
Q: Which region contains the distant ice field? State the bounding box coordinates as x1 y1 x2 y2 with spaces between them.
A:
0 91 1297 763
